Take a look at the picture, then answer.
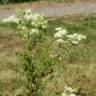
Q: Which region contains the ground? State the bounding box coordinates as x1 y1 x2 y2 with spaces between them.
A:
0 2 96 21
0 0 96 12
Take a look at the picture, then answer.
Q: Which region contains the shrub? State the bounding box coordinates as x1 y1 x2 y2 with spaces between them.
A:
3 9 57 96
3 9 87 96
0 0 9 4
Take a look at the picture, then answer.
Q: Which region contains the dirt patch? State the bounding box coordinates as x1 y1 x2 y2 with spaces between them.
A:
0 2 96 19
0 1 96 12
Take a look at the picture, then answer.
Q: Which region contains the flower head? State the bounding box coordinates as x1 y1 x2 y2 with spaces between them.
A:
67 33 87 45
25 9 32 14
30 29 39 35
61 86 77 96
55 27 62 31
55 39 65 44
54 29 67 39
3 15 19 24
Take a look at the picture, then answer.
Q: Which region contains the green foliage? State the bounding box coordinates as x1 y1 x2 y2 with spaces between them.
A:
0 0 9 4
0 0 39 4
3 9 58 96
17 50 42 96
17 47 58 95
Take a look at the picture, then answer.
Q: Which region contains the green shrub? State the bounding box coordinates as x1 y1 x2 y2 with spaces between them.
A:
3 9 57 96
0 0 9 4
3 9 87 96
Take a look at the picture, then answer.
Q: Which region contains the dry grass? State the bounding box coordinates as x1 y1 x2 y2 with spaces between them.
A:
0 23 26 96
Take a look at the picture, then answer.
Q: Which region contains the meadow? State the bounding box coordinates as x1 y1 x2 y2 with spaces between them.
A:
0 14 96 96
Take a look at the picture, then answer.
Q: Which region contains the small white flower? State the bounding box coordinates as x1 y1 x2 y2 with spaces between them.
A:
33 13 40 20
70 94 76 96
42 25 47 29
49 54 57 58
3 18 8 23
25 9 32 14
54 29 67 39
61 92 67 96
23 34 27 40
67 33 87 44
9 15 19 23
59 57 62 60
67 33 86 41
24 14 33 21
66 87 75 93
55 27 62 31
30 29 39 35
71 41 79 45
3 15 19 24
78 35 87 41
55 39 65 43
22 26 27 30
60 29 67 36
18 25 21 29
54 32 63 38
83 35 87 39
61 86 77 96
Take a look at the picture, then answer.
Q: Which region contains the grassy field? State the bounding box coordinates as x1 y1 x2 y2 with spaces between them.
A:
0 14 96 96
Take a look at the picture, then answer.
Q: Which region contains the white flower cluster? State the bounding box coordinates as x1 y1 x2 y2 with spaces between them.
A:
22 9 47 29
54 27 67 39
21 28 39 41
30 29 39 35
67 33 87 44
23 9 33 21
61 86 77 96
3 15 20 24
3 9 47 41
55 39 65 43
54 27 87 45
3 9 47 30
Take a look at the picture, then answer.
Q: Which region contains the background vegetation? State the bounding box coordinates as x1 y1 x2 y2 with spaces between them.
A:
0 0 95 4
0 0 38 4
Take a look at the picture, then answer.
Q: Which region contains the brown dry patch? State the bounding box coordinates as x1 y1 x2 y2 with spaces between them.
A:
0 70 24 81
0 39 20 54
0 2 65 12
